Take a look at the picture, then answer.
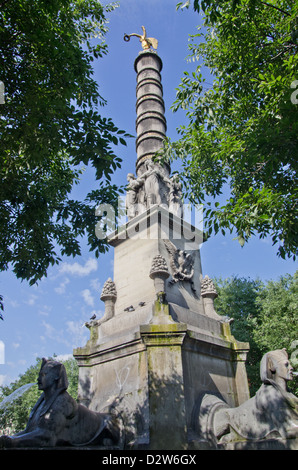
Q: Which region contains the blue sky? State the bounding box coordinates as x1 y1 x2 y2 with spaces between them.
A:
0 1 297 386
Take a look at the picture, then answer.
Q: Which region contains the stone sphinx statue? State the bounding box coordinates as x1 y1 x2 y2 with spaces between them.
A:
0 358 120 448
196 348 298 447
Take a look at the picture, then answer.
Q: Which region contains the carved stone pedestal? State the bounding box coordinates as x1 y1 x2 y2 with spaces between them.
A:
73 206 250 450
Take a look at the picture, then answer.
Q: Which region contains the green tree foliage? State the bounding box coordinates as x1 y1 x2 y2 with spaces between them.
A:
214 272 298 395
169 0 298 260
214 276 263 393
251 271 298 354
0 1 130 292
0 356 78 434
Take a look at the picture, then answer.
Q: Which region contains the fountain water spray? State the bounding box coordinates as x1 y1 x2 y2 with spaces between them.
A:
0 383 36 410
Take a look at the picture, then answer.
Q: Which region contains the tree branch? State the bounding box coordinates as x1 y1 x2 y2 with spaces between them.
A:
271 44 296 61
260 1 291 17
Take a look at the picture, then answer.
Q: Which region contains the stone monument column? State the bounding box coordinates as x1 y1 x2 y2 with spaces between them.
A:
134 50 169 177
74 28 250 450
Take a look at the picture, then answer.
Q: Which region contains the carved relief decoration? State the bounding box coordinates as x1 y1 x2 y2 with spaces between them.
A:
164 240 196 294
125 162 183 220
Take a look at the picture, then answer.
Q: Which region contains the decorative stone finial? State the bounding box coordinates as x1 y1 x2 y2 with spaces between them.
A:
100 278 117 301
201 275 218 298
201 275 222 320
149 255 169 279
124 26 158 50
149 255 170 299
98 278 117 325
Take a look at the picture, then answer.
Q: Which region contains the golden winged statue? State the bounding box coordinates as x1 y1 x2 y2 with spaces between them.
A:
124 25 158 50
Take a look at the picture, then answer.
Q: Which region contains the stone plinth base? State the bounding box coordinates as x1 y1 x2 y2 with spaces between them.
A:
3 438 296 451
188 438 298 451
74 298 249 450
219 438 298 450
74 205 250 450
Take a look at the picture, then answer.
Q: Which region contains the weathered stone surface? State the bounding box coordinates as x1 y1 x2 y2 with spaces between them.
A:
108 205 205 318
0 359 120 449
74 289 250 449
193 348 298 449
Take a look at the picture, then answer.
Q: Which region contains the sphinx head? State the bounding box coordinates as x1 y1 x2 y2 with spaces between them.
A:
260 348 293 390
37 358 69 393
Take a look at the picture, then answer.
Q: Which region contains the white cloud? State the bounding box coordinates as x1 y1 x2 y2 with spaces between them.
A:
25 294 38 306
41 320 70 347
81 289 95 307
38 310 49 317
54 353 73 362
54 277 70 294
59 258 98 277
66 320 88 347
42 320 56 339
38 304 52 317
90 278 102 292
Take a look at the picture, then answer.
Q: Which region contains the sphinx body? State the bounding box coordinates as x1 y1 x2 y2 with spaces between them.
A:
196 349 298 445
0 359 119 448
